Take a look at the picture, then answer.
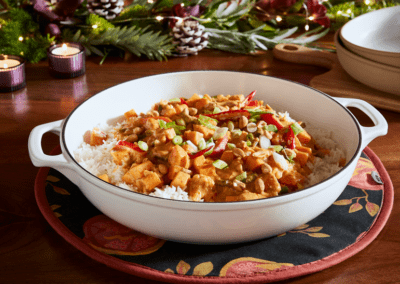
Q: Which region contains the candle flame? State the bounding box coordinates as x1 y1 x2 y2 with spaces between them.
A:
62 43 67 51
276 16 282 22
156 16 164 21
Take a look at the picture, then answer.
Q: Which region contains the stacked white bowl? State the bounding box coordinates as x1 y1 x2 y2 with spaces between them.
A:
335 6 400 95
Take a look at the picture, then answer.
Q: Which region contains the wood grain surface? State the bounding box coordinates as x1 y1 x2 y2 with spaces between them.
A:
1 33 399 284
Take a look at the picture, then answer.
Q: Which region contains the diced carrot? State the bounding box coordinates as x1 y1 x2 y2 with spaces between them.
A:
171 171 191 189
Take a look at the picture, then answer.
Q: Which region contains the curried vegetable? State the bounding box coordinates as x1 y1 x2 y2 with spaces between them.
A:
86 91 344 202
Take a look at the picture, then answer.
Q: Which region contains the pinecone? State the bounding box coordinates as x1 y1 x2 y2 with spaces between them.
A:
87 0 124 20
171 19 209 55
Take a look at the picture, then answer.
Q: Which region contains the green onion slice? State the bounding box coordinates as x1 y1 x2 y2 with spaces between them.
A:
246 140 252 146
169 98 180 102
213 159 228 169
198 138 206 150
270 145 283 152
290 122 304 135
213 127 228 140
236 172 247 181
227 143 236 149
213 107 221 114
263 124 278 132
227 121 235 131
281 186 289 193
232 129 242 138
138 141 148 151
172 135 183 145
198 115 218 130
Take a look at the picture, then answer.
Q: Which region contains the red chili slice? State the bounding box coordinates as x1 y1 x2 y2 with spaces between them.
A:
180 98 188 106
246 100 260 107
188 145 213 159
208 135 229 158
260 113 283 130
117 141 145 152
203 110 250 121
285 126 296 150
240 90 256 108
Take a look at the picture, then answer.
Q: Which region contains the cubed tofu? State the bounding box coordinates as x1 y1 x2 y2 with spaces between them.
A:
164 128 176 140
297 130 312 144
168 145 190 168
294 149 309 166
186 94 202 107
98 174 110 183
188 174 215 201
90 128 107 146
183 131 204 146
161 107 177 117
296 145 312 155
196 159 216 177
111 145 133 166
143 117 160 130
122 160 154 184
195 98 211 110
280 170 305 186
244 156 264 172
193 124 215 140
168 164 183 180
182 143 196 153
192 155 206 172
171 171 191 189
220 150 234 164
137 171 163 193
174 104 188 114
124 109 137 119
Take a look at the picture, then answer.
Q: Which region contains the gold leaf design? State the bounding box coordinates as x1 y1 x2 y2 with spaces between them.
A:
277 232 286 237
164 268 174 274
349 202 363 213
294 224 309 230
365 202 380 217
192 262 213 276
334 199 353 205
52 185 70 195
176 260 190 275
304 227 322 233
47 175 60 182
307 233 330 238
50 204 61 210
54 212 62 218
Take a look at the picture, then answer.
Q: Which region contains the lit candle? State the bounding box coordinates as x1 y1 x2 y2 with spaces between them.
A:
47 43 85 79
0 55 26 93
0 58 21 69
51 43 80 56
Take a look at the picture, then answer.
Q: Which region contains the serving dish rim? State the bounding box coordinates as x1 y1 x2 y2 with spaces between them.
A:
340 6 400 56
60 70 362 206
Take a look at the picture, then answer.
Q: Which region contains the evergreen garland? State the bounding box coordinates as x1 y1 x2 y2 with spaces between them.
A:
0 0 398 63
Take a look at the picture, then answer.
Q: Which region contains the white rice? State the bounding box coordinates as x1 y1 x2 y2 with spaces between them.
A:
73 116 345 201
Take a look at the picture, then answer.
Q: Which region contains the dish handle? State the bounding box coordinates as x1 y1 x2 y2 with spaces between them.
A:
28 120 80 186
333 97 388 149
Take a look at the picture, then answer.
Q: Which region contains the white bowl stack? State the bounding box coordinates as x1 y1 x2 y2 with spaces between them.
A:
336 6 400 95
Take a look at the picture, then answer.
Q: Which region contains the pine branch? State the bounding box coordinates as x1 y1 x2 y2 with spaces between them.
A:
64 25 175 61
206 26 329 53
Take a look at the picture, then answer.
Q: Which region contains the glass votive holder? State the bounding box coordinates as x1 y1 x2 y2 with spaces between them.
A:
0 55 26 93
47 43 85 79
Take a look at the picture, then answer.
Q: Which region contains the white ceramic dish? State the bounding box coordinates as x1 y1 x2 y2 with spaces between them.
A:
340 6 400 68
28 71 387 244
335 30 400 96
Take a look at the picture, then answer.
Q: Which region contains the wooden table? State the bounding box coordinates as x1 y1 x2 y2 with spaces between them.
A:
1 33 399 283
